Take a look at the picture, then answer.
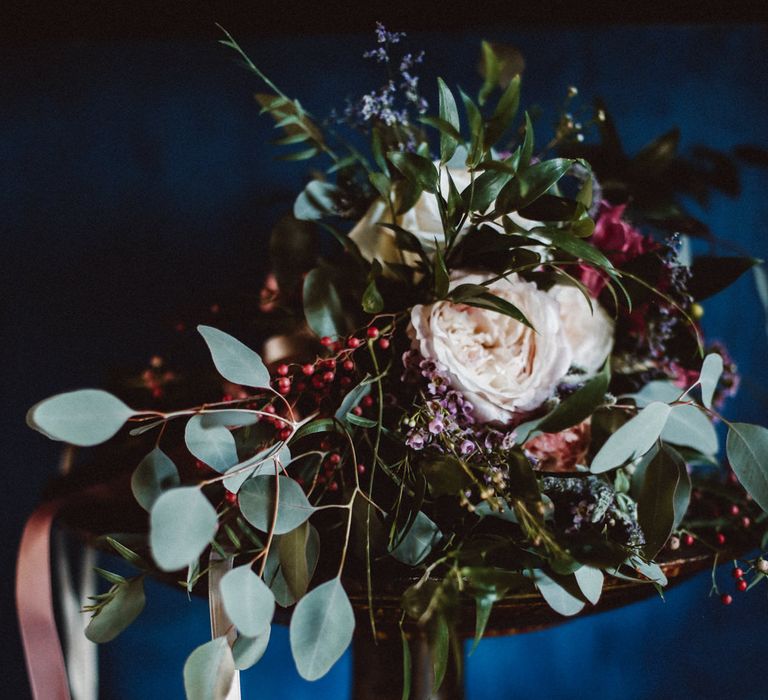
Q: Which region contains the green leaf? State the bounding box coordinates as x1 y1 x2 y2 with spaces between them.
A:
131 448 180 511
150 487 218 572
265 524 320 607
478 41 499 105
433 245 450 297
303 267 347 339
390 511 442 566
199 411 260 428
27 389 134 447
335 380 372 424
638 445 683 558
485 74 520 148
224 444 290 494
661 405 719 455
279 521 310 600
421 455 471 497
437 77 460 163
220 565 275 637
573 566 604 605
726 423 768 513
628 381 681 407
291 417 339 442
530 226 614 272
462 169 512 214
448 284 533 329
185 415 239 473
497 158 573 213
672 455 692 531
183 637 235 700
294 180 338 221
700 353 724 409
233 627 271 670
460 89 484 167
290 578 355 681
85 577 145 643
591 402 672 473
362 278 384 314
519 112 534 170
429 614 450 691
388 151 438 193
535 363 610 435
534 572 585 616
239 475 315 535
197 325 270 388
687 256 758 301
400 624 412 700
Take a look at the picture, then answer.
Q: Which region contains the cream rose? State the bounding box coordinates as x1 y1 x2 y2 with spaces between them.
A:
409 272 573 424
548 284 614 381
349 166 537 266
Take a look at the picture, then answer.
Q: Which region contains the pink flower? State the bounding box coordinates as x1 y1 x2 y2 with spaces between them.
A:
524 419 592 472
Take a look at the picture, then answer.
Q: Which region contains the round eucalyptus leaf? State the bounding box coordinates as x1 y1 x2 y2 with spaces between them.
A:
626 381 680 407
150 487 218 572
289 578 355 681
534 572 585 617
185 415 239 473
233 627 271 670
131 448 180 511
199 410 260 428
220 565 275 638
197 325 270 388
303 267 346 340
699 353 724 409
573 566 603 605
85 577 145 643
239 475 314 535
591 402 671 473
27 389 134 446
183 637 235 700
726 423 768 513
390 511 442 566
661 404 719 455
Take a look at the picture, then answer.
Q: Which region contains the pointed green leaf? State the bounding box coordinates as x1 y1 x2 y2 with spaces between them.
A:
390 511 442 566
388 152 438 193
197 325 270 387
279 521 310 600
700 353 724 409
534 572 585 616
437 77 460 163
429 615 450 691
27 389 134 447
131 448 180 511
573 566 603 605
85 577 145 643
290 578 355 681
726 423 768 513
183 637 235 700
638 445 683 558
220 565 275 637
150 487 218 571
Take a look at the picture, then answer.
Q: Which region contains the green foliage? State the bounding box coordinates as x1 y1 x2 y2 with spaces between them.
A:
574 566 604 605
183 637 235 700
638 445 684 558
303 267 347 339
699 353 723 409
220 565 275 637
185 415 239 473
661 405 718 455
27 389 134 447
294 180 338 221
197 325 270 388
131 448 180 511
84 576 145 643
421 454 471 497
436 78 460 163
390 511 442 566
289 578 355 681
534 572 586 616
591 402 671 473
233 627 271 670
335 380 372 425
239 475 315 535
448 283 533 328
726 423 768 513
496 158 573 213
279 521 311 600
388 151 438 193
150 487 218 572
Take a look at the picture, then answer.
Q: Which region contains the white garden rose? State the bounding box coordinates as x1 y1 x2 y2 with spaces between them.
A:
548 284 614 381
349 165 537 266
409 272 573 424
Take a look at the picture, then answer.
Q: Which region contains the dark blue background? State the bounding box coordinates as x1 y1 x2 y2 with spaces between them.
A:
3 25 767 699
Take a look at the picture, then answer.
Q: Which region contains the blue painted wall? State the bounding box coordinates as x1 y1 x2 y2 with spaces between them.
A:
2 25 767 699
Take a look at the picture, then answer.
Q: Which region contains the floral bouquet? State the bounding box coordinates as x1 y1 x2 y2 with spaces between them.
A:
24 25 768 699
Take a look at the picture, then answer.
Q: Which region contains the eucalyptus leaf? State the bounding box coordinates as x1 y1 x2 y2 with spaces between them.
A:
573 566 604 605
183 637 235 700
335 381 372 424
85 577 145 643
303 267 347 339
197 325 270 388
534 572 585 616
220 565 275 637
290 578 355 681
199 410 261 428
390 511 442 566
185 415 239 473
429 614 450 691
224 445 291 494
699 353 723 409
150 487 218 572
279 521 310 600
591 402 672 473
131 448 180 511
726 423 768 513
661 404 718 455
239 475 315 535
233 627 271 670
294 180 338 221
27 389 134 447
628 381 681 407
638 445 683 558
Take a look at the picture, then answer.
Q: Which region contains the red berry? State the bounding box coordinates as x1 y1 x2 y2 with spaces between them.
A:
312 375 325 389
322 359 336 370
328 481 339 492
732 567 744 579
320 336 333 347
263 404 276 414
328 453 341 466
342 359 355 372
224 491 238 505
151 387 163 399
736 579 748 592
361 395 374 408
366 327 379 339
278 427 292 441
194 460 207 472
340 377 352 387
302 364 315 376
683 534 695 547
221 394 232 403
357 464 366 474
276 364 289 376
716 533 726 546
730 504 740 516
278 377 291 389
347 337 362 348
278 386 290 396
720 593 733 606
741 516 752 528
378 337 390 350
320 439 332 451
322 371 335 383
352 406 363 416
